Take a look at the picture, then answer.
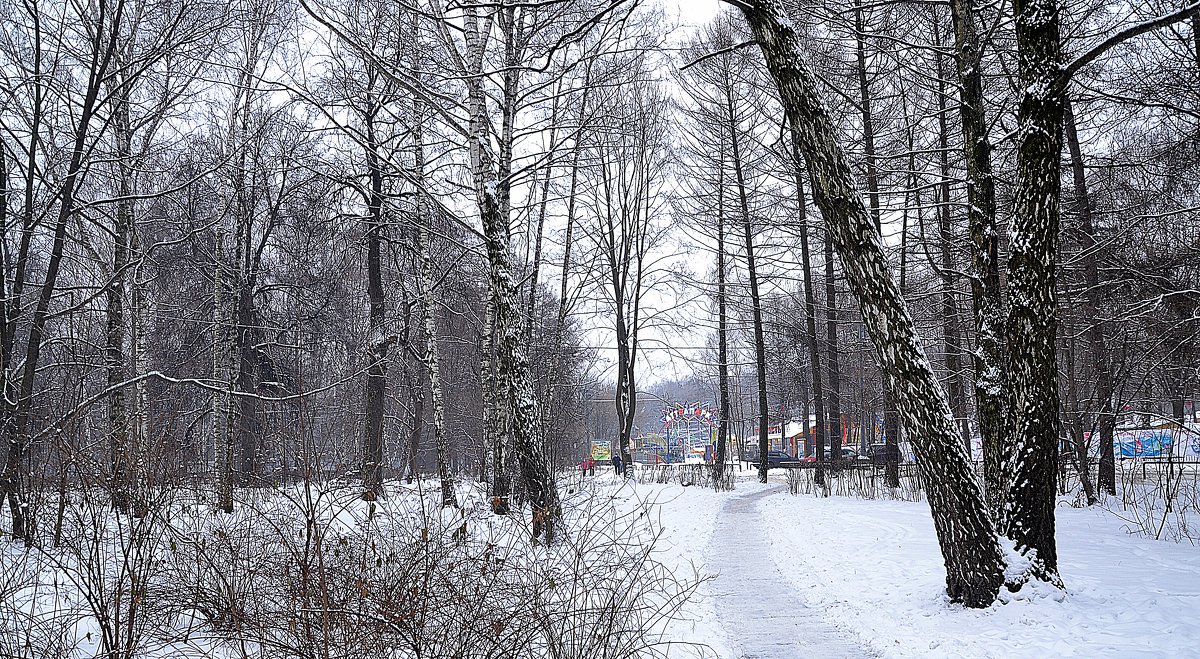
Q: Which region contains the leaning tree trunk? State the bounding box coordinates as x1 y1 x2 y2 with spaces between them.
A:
948 0 1009 518
1003 0 1066 587
735 0 1005 607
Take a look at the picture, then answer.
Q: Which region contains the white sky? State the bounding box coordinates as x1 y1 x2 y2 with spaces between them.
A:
663 0 723 27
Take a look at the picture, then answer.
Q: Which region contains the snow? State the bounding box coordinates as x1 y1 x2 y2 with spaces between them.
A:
601 471 1200 657
756 488 1200 658
8 473 1200 658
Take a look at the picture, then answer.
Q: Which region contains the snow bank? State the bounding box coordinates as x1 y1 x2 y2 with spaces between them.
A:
758 492 1200 658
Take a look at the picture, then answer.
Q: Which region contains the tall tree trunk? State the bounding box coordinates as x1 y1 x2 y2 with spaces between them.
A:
361 111 388 500
413 69 456 508
933 38 970 452
108 89 133 513
406 387 424 484
1003 0 1066 586
790 131 827 489
1064 306 1097 504
543 79 589 445
463 6 560 540
735 0 1005 607
824 223 842 467
2 0 122 538
1065 101 1115 496
947 0 1009 518
724 86 769 484
715 142 731 487
854 0 900 482
482 294 509 509
214 207 233 513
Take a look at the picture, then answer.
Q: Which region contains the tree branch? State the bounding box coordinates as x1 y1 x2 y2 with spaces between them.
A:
1059 2 1200 88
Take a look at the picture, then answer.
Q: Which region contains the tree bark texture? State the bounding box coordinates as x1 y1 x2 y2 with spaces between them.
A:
464 7 560 540
948 0 1010 518
1003 0 1066 585
737 0 1005 607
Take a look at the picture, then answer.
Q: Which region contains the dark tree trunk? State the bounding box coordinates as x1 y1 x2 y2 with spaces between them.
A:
790 132 826 488
361 116 388 500
948 0 1009 518
234 286 260 486
407 388 424 485
725 97 770 484
1003 0 1066 586
824 224 842 469
1065 102 1115 496
715 144 731 487
736 0 1005 607
933 39 971 452
853 0 900 483
4 24 112 538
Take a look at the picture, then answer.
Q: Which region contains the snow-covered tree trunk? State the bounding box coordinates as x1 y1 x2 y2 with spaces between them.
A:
948 0 1009 517
463 6 560 539
412 50 456 507
1002 0 1066 587
735 0 1005 607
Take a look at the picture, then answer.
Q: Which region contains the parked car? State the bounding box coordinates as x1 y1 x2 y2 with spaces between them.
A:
799 447 869 463
866 443 889 466
748 450 798 469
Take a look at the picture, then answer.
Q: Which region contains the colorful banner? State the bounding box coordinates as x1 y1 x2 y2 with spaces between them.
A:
1085 426 1200 458
1115 430 1174 457
591 441 611 461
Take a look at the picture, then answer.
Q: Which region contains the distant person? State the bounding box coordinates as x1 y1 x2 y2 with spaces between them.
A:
612 452 623 476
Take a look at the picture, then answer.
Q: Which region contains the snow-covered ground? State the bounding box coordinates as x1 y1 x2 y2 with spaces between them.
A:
620 469 1200 658
7 471 1200 658
757 488 1200 658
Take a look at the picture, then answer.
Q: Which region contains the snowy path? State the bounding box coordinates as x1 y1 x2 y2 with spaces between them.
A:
707 484 873 658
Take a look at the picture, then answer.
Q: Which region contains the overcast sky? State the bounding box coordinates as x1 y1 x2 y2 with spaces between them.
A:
664 0 723 27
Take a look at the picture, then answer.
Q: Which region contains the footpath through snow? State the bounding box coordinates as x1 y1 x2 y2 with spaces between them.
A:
706 484 873 658
632 472 1200 658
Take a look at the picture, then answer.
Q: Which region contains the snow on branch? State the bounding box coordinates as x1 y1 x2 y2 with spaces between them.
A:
1059 2 1200 88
